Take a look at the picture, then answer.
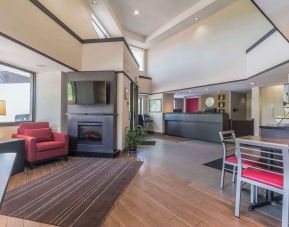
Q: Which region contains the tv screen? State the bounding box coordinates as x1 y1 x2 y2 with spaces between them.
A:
68 81 109 105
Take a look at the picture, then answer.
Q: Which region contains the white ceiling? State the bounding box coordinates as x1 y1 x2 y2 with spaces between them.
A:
106 0 237 47
174 61 289 98
28 0 238 48
107 0 201 37
254 0 289 41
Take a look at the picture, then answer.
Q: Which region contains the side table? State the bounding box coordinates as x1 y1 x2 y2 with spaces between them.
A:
0 139 25 175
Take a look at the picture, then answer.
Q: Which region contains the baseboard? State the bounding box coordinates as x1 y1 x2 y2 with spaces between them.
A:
148 131 164 136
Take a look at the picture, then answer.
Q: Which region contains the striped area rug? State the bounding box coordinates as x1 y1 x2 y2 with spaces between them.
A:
0 158 142 227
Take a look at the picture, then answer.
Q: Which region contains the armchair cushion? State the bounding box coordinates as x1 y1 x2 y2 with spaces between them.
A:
24 128 53 142
36 141 65 152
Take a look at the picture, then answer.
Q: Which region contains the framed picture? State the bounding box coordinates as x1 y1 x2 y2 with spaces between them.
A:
218 94 225 100
218 102 225 108
149 99 162 112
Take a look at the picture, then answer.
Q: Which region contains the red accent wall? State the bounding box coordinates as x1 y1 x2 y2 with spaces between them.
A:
186 98 199 113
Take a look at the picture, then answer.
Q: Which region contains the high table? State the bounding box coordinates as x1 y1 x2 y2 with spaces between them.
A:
237 135 289 210
0 153 16 209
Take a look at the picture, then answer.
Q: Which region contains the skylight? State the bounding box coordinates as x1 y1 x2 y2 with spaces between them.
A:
92 14 109 39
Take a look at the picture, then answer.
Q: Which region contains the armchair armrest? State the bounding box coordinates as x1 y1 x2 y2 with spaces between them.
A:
12 134 37 162
53 132 69 155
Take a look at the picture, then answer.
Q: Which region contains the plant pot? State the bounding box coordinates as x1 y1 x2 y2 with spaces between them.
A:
128 145 137 152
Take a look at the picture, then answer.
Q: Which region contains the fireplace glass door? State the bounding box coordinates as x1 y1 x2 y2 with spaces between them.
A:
78 122 103 145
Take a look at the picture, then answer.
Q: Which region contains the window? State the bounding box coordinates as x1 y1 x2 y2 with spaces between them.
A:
92 14 109 39
0 63 34 124
130 46 145 72
138 98 143 115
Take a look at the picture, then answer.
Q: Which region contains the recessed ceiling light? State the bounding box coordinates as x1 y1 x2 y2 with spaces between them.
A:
250 82 255 85
194 17 199 21
189 91 193 93
92 0 98 4
37 64 46 68
134 10 140 15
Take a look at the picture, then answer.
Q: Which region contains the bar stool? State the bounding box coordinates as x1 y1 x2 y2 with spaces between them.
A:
235 138 289 227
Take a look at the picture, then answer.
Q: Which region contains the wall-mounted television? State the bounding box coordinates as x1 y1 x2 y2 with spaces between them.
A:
68 81 109 105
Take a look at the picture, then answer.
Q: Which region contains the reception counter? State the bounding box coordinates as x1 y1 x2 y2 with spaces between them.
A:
164 113 230 143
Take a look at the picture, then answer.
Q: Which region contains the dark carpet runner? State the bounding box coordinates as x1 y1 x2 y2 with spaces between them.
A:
0 158 142 227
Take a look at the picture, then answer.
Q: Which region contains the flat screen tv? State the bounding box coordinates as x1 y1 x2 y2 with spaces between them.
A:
68 81 109 105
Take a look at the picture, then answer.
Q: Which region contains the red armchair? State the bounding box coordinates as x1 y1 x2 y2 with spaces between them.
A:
12 122 69 168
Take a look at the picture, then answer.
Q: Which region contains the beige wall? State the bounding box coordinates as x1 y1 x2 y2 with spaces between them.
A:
246 91 252 120
117 73 130 150
200 92 230 114
0 0 82 70
82 42 123 71
138 78 152 94
260 85 283 125
148 0 272 93
0 126 18 139
139 95 149 114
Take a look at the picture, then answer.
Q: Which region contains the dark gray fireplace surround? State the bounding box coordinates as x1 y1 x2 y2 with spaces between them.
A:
66 71 118 157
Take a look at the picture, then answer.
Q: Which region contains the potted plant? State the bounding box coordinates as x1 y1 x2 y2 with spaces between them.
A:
126 126 148 155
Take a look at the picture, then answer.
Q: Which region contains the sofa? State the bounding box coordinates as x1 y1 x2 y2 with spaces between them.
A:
12 122 69 168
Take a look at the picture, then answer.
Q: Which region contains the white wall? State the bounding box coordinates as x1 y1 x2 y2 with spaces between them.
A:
36 71 67 132
147 93 174 133
0 0 82 70
247 32 289 76
148 0 272 93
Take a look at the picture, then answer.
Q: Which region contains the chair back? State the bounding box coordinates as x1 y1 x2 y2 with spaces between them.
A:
18 122 50 134
235 138 289 189
219 130 236 158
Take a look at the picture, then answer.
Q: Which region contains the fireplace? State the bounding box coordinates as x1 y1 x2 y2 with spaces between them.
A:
68 114 117 157
78 122 103 145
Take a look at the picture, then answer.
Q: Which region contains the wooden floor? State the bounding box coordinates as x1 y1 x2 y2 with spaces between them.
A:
0 157 279 227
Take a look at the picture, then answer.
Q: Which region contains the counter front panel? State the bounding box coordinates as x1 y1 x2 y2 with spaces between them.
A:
164 113 229 143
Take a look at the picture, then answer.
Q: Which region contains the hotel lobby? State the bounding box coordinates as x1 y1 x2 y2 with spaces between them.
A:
0 0 289 226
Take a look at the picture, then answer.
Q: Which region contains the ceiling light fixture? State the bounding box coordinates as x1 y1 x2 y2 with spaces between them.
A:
134 10 140 15
37 64 46 68
194 17 199 21
250 82 255 85
92 0 98 4
189 90 193 93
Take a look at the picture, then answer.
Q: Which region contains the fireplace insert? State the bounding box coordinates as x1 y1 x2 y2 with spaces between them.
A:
78 122 103 145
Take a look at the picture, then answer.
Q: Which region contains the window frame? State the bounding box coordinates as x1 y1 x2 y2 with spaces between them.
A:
0 61 36 126
92 14 110 39
130 46 145 72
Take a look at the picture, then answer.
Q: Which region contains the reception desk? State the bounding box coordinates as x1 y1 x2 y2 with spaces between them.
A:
164 113 230 143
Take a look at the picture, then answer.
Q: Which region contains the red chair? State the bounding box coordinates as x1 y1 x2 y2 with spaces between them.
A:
235 138 289 227
12 122 69 168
